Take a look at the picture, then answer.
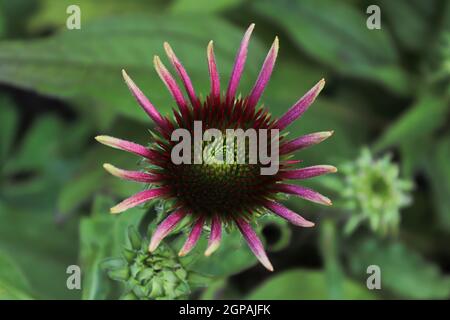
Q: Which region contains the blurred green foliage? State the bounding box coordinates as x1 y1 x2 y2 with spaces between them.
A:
0 0 449 300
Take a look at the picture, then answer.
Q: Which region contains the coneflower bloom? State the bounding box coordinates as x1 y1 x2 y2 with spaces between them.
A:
96 24 336 271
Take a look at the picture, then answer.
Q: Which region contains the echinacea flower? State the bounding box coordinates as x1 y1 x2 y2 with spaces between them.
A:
96 24 335 271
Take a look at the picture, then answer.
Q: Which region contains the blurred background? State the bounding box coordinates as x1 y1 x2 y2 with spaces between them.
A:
0 0 449 300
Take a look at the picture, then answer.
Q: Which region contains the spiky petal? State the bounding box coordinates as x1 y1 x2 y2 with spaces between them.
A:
280 165 337 180
280 131 334 155
164 42 200 108
226 23 255 101
276 184 332 206
149 209 186 252
110 187 169 214
179 217 205 256
247 37 279 110
205 215 222 256
207 41 220 100
235 218 273 271
121 70 167 129
264 200 315 227
103 163 160 183
95 136 156 159
154 56 189 117
276 79 325 130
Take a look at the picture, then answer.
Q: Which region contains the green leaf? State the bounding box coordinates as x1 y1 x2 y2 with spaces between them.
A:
253 0 409 94
374 92 449 151
3 115 64 174
379 0 437 52
0 15 266 124
348 238 450 299
80 195 146 300
179 230 258 277
319 219 344 299
426 135 450 230
57 170 103 216
170 0 242 14
0 250 34 299
0 95 18 163
0 203 80 299
29 0 167 30
246 269 377 299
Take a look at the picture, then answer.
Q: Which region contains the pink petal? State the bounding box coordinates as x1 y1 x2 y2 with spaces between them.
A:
110 187 169 214
247 37 279 110
164 42 200 108
226 23 255 101
276 79 325 131
121 70 166 129
263 200 314 227
95 135 157 159
205 215 222 256
103 163 159 183
207 41 220 99
275 183 332 206
280 131 334 155
154 56 189 116
179 216 205 256
279 165 337 180
149 209 186 252
235 217 273 271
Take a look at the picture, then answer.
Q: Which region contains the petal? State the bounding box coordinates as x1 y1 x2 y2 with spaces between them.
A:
154 55 189 116
207 41 220 99
276 183 332 206
276 79 325 130
122 70 167 129
279 165 337 180
164 42 200 108
226 23 255 101
264 200 314 227
110 187 169 214
103 163 159 183
247 37 279 110
149 209 186 252
179 216 205 256
205 215 222 256
280 131 334 155
235 218 273 271
95 135 157 159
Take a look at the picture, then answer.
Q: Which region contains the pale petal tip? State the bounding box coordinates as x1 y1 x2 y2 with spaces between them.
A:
153 55 161 66
103 163 114 173
102 163 122 178
322 195 333 206
207 40 214 54
164 42 174 57
204 241 220 256
273 36 279 49
304 220 315 227
318 78 326 91
109 205 123 215
255 247 274 271
95 135 110 145
247 23 255 33
262 258 274 272
148 238 159 253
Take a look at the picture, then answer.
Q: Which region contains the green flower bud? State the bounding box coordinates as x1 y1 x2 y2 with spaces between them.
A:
104 226 204 300
340 148 413 235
